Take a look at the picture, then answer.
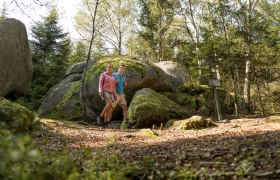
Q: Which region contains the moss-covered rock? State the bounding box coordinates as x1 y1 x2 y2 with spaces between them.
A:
37 74 87 120
173 84 234 116
140 129 158 138
39 56 192 121
128 88 188 128
0 97 38 132
83 56 183 119
167 115 217 130
45 81 84 120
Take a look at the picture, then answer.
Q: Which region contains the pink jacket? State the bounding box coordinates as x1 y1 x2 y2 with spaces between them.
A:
98 72 116 96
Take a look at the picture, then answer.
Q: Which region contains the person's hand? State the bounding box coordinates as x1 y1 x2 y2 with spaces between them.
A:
115 79 119 83
124 82 128 87
99 92 103 96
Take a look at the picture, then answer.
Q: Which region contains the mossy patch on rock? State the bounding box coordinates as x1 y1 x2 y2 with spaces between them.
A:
0 97 38 132
46 81 83 120
168 115 217 130
128 88 188 128
85 56 145 81
174 84 234 116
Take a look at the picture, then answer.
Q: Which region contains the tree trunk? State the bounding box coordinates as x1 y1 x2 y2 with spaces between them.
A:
243 56 251 113
80 0 100 120
253 67 265 116
230 67 239 116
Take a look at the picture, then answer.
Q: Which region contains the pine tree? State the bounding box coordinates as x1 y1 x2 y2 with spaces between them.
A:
0 2 8 21
137 0 177 62
16 8 71 110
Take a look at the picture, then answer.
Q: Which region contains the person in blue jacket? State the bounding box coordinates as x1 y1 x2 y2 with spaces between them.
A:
110 64 136 128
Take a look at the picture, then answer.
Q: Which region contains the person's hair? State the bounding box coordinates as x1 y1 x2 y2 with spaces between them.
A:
119 64 125 68
107 63 113 68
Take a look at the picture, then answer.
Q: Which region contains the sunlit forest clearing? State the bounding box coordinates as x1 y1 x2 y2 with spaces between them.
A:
1 0 280 179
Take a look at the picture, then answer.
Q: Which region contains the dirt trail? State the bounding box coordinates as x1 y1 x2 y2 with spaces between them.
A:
35 117 280 178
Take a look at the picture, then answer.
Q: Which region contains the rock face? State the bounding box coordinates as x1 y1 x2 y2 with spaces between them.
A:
128 88 188 128
83 57 178 117
0 18 32 98
37 74 88 120
0 97 38 133
38 56 186 121
153 61 190 87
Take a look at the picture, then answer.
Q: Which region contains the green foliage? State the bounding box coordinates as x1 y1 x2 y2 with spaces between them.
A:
168 84 234 116
17 7 72 111
69 41 87 63
0 132 142 180
176 84 208 95
0 2 8 21
137 0 178 62
236 158 255 177
0 131 41 180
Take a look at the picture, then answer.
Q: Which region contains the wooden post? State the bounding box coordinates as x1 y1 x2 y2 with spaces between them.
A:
213 87 222 120
209 79 222 121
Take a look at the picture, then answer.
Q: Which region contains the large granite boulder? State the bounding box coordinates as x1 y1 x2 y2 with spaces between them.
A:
38 56 189 121
0 18 32 98
0 97 38 133
83 56 178 118
153 61 190 87
128 88 188 128
36 74 94 120
64 61 87 77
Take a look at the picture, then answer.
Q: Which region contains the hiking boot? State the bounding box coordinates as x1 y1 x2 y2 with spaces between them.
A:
96 116 104 126
104 121 112 129
127 120 137 128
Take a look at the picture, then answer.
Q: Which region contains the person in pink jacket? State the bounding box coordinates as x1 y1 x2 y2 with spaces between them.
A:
96 63 117 127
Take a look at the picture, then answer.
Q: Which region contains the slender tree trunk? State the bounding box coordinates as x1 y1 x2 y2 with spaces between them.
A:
243 54 251 113
230 67 239 116
118 31 122 55
253 67 265 116
179 0 201 84
80 0 99 120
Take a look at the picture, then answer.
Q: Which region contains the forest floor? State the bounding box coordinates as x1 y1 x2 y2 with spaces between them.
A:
34 116 280 179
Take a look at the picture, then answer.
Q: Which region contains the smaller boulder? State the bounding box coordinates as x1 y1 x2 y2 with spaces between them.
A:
140 129 158 138
0 97 38 133
128 88 188 128
167 115 217 130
